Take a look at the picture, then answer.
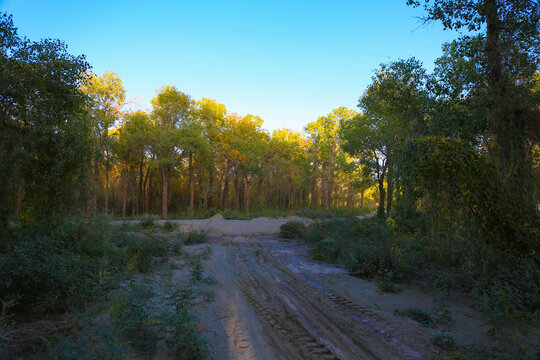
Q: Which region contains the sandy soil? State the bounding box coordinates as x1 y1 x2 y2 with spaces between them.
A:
110 218 537 359
186 234 506 360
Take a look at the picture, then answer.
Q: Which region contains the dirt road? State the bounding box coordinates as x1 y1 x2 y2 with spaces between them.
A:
193 235 427 360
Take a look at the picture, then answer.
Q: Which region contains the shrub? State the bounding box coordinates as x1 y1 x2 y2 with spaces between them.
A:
309 239 341 263
161 284 209 359
279 221 306 239
222 209 249 220
183 230 209 244
168 238 183 256
430 332 456 350
110 290 159 357
126 236 169 273
394 308 436 328
139 214 157 229
0 217 128 314
162 221 179 233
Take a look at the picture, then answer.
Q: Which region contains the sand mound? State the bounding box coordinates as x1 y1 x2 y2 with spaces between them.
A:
252 216 273 220
208 214 225 220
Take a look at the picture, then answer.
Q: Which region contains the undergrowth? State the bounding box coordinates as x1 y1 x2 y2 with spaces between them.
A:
292 213 539 351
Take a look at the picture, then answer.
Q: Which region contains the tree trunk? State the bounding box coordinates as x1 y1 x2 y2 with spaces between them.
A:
105 155 109 214
378 178 386 217
15 182 24 219
143 165 151 214
189 152 195 217
327 141 336 210
137 159 144 215
386 166 393 214
244 176 250 213
310 164 318 208
208 170 215 209
122 171 128 218
93 159 99 216
221 161 230 209
234 170 240 211
162 165 169 219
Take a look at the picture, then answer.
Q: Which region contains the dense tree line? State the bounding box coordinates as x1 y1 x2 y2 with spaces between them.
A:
0 11 371 223
1 0 538 244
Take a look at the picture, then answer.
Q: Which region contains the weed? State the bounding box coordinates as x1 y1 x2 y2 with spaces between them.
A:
431 332 456 350
168 238 183 256
162 221 179 233
110 291 159 357
394 308 436 328
280 221 306 239
309 238 341 263
139 214 157 229
161 284 209 359
183 229 209 244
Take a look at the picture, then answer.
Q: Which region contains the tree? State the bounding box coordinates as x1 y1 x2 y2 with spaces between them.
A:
151 86 192 219
407 0 540 217
114 111 153 217
80 71 126 215
194 98 227 209
0 12 91 226
305 107 357 209
341 59 429 215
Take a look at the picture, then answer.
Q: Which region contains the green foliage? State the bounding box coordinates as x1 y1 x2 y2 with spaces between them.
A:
160 284 210 360
394 308 436 328
126 236 169 273
139 214 157 229
295 208 333 219
279 221 306 239
0 12 92 224
168 238 183 256
0 217 123 314
374 277 401 293
309 239 341 263
110 289 159 357
0 217 172 315
430 332 456 350
303 215 540 326
183 229 209 244
162 221 179 233
222 208 250 220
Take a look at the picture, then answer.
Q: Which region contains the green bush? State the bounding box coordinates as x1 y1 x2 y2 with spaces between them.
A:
430 332 456 350
0 217 128 314
279 221 306 239
126 236 169 273
161 284 209 360
162 221 179 233
139 214 157 228
309 239 341 263
394 308 436 328
183 230 209 244
110 290 159 357
168 238 183 256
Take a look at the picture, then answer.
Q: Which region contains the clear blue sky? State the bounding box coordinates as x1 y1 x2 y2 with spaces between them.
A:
1 0 461 132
